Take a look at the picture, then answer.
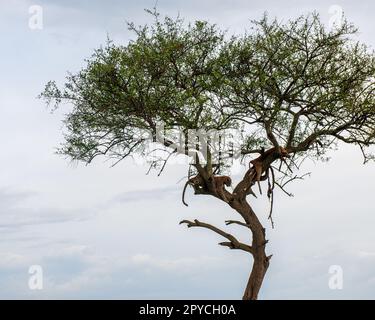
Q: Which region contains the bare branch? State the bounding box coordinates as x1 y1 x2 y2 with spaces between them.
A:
274 181 294 197
157 149 177 176
180 219 254 254
225 220 251 228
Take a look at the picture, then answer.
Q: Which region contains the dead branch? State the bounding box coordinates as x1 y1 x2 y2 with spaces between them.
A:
180 219 254 254
274 181 294 197
225 220 251 228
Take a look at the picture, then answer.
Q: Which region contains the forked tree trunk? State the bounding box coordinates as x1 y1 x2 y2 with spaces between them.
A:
187 151 280 299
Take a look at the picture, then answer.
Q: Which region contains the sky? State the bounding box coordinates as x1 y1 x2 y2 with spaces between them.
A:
0 0 374 299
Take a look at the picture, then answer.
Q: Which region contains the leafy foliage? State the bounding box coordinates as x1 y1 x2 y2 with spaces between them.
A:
41 11 375 169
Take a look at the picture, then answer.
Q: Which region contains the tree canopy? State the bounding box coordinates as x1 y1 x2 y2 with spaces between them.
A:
41 11 375 171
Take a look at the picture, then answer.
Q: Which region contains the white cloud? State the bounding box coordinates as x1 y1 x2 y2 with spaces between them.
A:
358 251 375 259
130 253 222 272
0 188 96 231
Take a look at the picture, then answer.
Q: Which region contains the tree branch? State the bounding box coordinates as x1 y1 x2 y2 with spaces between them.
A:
179 219 254 254
225 220 251 229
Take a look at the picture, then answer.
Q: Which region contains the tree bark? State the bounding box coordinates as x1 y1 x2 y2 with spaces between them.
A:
243 249 270 300
230 198 270 300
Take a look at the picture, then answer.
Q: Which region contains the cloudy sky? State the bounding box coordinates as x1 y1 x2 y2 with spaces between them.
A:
0 0 374 299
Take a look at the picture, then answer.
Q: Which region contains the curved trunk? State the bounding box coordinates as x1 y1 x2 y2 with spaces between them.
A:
231 198 271 300
188 149 281 299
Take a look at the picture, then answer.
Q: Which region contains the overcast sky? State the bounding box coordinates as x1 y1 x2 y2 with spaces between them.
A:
0 0 374 299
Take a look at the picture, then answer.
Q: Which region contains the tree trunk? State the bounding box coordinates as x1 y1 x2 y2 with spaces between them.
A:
230 198 270 300
185 151 280 299
242 250 270 300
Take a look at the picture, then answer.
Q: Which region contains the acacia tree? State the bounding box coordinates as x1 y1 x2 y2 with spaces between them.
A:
41 11 375 300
